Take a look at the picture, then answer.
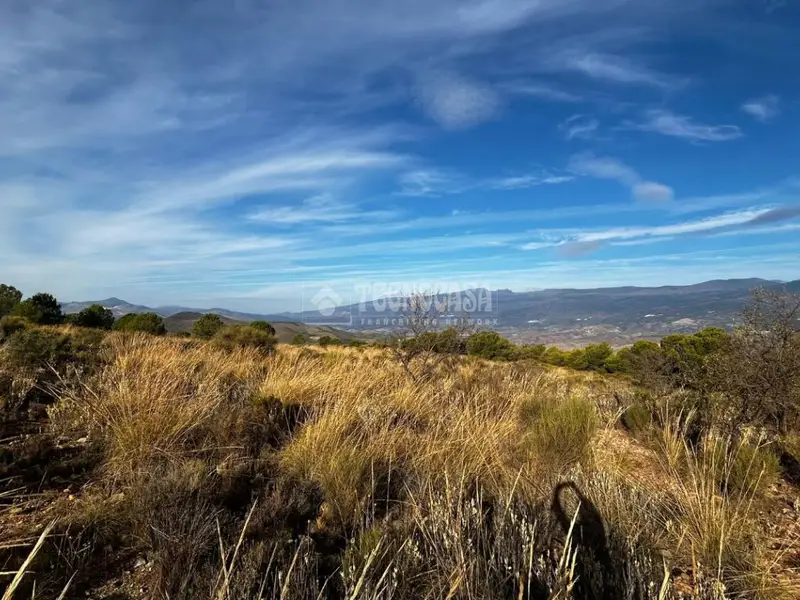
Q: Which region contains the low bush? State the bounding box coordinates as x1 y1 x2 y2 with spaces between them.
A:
191 313 224 339
518 396 598 472
0 315 27 342
621 402 653 436
250 320 276 336
12 292 64 325
212 325 276 354
1 328 77 371
705 437 781 497
113 312 167 335
1 327 108 373
73 304 115 330
465 330 516 360
317 335 341 347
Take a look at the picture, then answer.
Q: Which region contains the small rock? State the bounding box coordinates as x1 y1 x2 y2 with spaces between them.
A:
76 437 89 444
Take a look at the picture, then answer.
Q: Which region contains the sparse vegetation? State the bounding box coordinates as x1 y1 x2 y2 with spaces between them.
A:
112 312 167 335
250 320 277 336
211 324 277 354
73 303 115 330
191 312 225 339
12 292 64 325
0 283 23 317
1 286 798 599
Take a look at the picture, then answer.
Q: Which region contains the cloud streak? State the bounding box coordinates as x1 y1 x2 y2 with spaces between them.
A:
631 109 743 142
569 153 674 203
741 95 780 122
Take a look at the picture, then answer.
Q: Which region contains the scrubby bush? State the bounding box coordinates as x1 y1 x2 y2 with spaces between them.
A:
0 315 27 342
602 347 633 373
541 346 568 366
705 437 781 497
2 328 79 371
515 344 546 361
192 313 224 339
212 325 276 354
291 333 307 345
621 402 653 435
565 348 588 370
518 396 597 471
706 289 800 434
74 304 115 330
13 292 64 325
465 330 516 360
317 335 341 347
250 320 276 336
0 283 23 317
113 312 167 335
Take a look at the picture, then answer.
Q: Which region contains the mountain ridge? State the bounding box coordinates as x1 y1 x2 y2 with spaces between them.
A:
61 278 800 341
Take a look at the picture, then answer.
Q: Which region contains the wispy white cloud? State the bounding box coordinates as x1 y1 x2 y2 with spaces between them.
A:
741 95 780 122
569 153 674 202
398 167 575 195
520 208 777 253
250 193 398 224
560 114 600 140
556 52 684 90
487 173 575 190
397 169 470 197
630 109 743 142
503 81 583 103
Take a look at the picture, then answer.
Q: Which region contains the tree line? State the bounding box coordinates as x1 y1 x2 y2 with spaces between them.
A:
0 284 279 351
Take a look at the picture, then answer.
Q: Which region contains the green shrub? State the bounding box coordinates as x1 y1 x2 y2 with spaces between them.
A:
465 330 515 361
1 327 108 373
0 283 23 317
318 335 341 347
706 438 781 497
0 315 27 342
113 313 167 335
519 396 597 471
74 304 115 329
565 348 588 370
603 348 632 373
13 292 64 325
212 325 276 354
291 333 307 345
584 342 614 371
541 346 568 366
192 314 225 339
621 403 652 435
2 328 76 371
250 320 276 336
515 344 546 361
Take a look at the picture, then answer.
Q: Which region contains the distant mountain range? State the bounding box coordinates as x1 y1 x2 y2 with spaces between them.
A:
62 278 800 345
60 297 278 322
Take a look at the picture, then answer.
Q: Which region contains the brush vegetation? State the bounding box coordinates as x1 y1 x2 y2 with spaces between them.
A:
1 285 799 599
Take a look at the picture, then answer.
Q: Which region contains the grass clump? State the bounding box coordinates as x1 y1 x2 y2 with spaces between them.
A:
705 436 781 497
518 395 598 472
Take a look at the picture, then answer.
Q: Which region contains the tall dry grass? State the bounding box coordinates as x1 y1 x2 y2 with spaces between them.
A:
5 335 791 599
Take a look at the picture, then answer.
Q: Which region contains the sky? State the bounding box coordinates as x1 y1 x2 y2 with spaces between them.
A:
1 0 799 313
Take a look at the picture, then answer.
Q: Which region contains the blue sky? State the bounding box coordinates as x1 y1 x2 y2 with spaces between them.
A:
1 0 799 313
